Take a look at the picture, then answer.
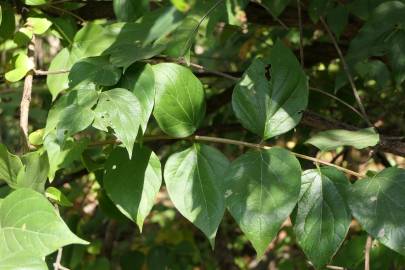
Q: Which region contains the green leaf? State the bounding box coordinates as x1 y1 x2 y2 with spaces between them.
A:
225 147 301 256
45 88 98 138
26 17 52 35
15 151 49 193
261 0 291 17
326 5 348 38
43 136 88 181
232 42 308 139
113 0 149 22
5 53 35 82
93 88 141 157
0 188 87 258
71 23 115 60
152 63 205 137
0 144 23 186
294 167 351 269
104 145 162 230
388 31 405 86
349 167 405 255
69 56 121 88
164 144 229 246
23 0 48 5
308 0 333 22
0 251 47 270
46 48 72 100
119 63 155 133
108 43 166 70
0 4 16 41
45 187 73 207
306 128 380 151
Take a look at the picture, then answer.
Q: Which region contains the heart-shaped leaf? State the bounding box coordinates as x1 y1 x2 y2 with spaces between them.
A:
232 41 308 139
294 167 351 269
225 147 301 256
164 144 229 246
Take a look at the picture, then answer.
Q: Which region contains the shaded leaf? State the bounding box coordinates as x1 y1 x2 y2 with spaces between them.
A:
0 144 23 186
294 167 351 269
306 128 379 151
349 167 405 255
261 0 291 17
113 0 149 22
164 144 229 246
232 41 308 139
225 147 301 256
153 63 205 137
15 151 49 193
93 88 141 157
69 56 121 88
104 145 162 230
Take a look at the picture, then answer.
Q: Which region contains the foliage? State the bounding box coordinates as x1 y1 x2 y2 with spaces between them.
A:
0 0 405 269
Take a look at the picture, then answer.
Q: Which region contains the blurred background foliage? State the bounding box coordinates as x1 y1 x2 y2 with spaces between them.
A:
1 0 405 269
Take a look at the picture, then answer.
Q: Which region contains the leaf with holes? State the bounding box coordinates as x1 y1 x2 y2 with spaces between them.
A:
119 63 155 133
294 167 351 269
349 167 405 255
232 41 308 139
0 188 88 258
225 147 301 256
152 63 205 137
93 88 141 157
164 144 229 246
104 145 162 230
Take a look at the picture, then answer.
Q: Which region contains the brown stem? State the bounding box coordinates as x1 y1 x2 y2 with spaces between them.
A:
297 0 304 67
365 235 372 270
34 69 70 75
20 37 36 152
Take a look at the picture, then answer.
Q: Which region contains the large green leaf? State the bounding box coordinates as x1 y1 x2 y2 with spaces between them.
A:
69 56 121 88
104 145 162 230
164 144 229 245
113 0 149 22
349 167 405 255
119 63 155 133
0 189 87 258
0 251 47 270
15 151 49 193
0 144 23 186
152 63 205 137
232 41 308 140
306 128 379 151
93 88 141 157
0 4 16 41
294 167 351 269
46 48 71 100
225 147 301 256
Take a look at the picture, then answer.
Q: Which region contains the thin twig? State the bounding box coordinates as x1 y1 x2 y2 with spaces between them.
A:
326 265 346 270
90 135 364 178
20 37 35 152
47 5 86 23
177 58 240 81
250 0 289 30
297 0 304 67
53 248 63 270
34 69 70 75
319 17 372 127
365 235 372 270
309 87 367 123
